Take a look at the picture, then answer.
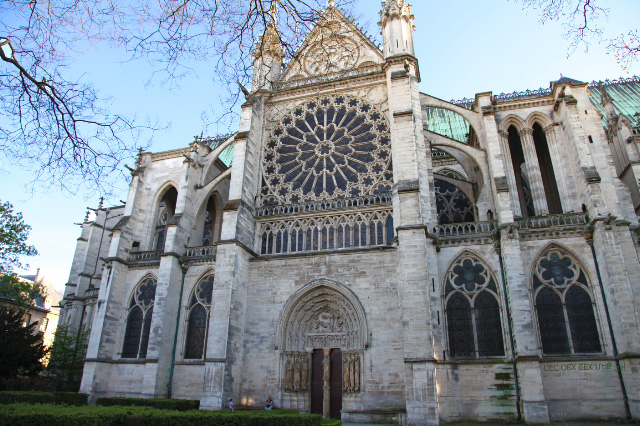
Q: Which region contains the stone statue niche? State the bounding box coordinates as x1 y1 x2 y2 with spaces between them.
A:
283 352 309 392
342 351 361 393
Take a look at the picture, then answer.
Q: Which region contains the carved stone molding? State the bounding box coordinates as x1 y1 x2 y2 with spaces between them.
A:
282 351 309 392
277 279 369 352
342 351 362 393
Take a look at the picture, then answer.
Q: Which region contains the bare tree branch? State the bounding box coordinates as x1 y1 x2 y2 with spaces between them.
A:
513 0 639 71
1 0 358 194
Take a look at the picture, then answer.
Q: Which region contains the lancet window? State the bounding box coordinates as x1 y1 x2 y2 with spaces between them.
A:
532 123 562 214
122 277 157 359
153 187 178 251
533 247 601 355
508 126 535 217
444 254 505 358
184 274 215 359
201 196 216 246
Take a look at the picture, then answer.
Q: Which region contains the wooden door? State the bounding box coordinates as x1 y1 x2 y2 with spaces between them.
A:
330 349 343 420
310 349 323 415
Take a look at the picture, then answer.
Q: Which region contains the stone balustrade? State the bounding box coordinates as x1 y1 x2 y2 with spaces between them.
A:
128 250 163 263
184 245 217 259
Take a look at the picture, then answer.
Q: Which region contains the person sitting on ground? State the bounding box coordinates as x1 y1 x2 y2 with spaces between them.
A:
265 395 273 410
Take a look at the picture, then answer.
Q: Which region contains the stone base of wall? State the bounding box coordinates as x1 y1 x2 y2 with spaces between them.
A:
342 409 405 424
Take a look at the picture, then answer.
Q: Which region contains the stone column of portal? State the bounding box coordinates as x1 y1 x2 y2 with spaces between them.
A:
519 128 549 215
381 2 439 424
323 349 331 418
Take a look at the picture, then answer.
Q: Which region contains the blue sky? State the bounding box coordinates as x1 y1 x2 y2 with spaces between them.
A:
2 0 639 294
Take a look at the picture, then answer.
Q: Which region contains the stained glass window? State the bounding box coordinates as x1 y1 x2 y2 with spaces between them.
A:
122 278 157 358
435 179 475 224
444 254 505 358
184 275 215 359
533 247 601 355
261 95 393 206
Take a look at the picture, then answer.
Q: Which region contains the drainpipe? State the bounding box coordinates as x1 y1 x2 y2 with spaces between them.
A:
494 234 522 421
167 263 188 398
586 217 631 420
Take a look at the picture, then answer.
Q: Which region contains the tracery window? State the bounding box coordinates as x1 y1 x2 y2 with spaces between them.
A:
122 277 157 359
435 179 475 224
260 95 393 206
444 254 505 358
533 247 601 355
184 275 214 359
259 210 393 255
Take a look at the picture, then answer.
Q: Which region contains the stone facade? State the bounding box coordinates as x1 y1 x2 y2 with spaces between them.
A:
60 1 640 424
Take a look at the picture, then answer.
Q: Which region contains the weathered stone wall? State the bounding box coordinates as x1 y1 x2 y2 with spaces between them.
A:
236 248 405 413
436 363 517 422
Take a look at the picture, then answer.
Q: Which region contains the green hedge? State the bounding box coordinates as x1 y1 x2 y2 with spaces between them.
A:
96 397 199 411
0 391 88 406
0 404 322 426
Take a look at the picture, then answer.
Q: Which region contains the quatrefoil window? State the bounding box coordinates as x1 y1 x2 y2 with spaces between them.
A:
261 96 393 206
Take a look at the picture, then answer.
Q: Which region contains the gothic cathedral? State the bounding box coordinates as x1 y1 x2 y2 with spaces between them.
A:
60 1 640 424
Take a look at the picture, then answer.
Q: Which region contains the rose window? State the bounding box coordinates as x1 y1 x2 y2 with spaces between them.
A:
261 95 393 206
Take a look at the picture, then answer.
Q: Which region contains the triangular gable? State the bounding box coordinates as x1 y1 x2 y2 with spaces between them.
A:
279 6 384 82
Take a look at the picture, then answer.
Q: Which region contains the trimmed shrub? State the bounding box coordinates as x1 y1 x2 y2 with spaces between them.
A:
0 391 88 406
0 403 323 426
96 397 199 411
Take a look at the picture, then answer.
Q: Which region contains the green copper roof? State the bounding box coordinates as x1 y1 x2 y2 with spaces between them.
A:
588 76 640 128
424 106 474 145
195 134 234 167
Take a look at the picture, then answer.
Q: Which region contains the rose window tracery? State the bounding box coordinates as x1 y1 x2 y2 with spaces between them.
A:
304 37 360 76
261 95 393 206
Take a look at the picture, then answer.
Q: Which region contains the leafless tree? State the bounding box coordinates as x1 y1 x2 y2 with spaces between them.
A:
0 0 355 194
514 0 638 70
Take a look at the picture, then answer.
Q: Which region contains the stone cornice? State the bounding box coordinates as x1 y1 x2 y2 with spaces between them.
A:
151 148 190 162
216 239 259 258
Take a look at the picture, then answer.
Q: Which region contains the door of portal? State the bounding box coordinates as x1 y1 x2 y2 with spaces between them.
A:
310 348 342 419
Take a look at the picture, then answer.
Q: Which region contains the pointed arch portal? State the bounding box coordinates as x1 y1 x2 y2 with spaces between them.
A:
277 280 367 419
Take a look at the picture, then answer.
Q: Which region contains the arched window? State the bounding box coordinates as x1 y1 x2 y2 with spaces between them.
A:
533 247 601 355
532 123 562 214
184 275 214 359
153 187 178 251
508 126 535 217
435 179 475 224
444 254 505 358
201 195 216 246
122 277 157 359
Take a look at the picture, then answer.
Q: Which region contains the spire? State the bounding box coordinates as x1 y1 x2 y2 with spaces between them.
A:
379 0 415 58
328 0 335 6
379 0 414 28
253 3 284 60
